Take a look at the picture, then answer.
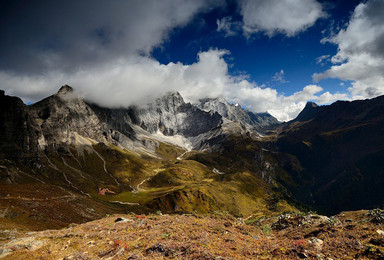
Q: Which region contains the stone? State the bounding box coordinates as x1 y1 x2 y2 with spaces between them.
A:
0 237 47 256
308 237 324 250
114 217 133 223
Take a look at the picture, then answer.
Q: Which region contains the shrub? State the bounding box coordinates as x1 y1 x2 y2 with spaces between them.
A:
368 208 384 224
261 225 273 235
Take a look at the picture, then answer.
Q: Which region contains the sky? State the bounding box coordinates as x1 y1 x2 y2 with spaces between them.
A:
0 0 383 121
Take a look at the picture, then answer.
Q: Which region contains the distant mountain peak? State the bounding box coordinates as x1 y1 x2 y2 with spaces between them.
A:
198 96 279 129
57 85 74 95
305 101 318 108
294 101 320 122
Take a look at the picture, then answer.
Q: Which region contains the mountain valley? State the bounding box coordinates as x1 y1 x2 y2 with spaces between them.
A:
1 86 384 259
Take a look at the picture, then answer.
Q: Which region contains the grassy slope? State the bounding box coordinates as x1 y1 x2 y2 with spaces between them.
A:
3 210 384 259
0 134 299 233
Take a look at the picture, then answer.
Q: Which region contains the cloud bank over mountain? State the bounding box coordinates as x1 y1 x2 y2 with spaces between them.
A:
0 0 380 121
1 49 344 122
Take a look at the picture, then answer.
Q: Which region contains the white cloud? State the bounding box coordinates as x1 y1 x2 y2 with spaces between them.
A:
0 0 352 125
216 17 242 37
314 0 384 99
226 84 321 122
1 49 345 122
316 92 349 104
316 54 330 66
238 0 325 37
272 69 288 84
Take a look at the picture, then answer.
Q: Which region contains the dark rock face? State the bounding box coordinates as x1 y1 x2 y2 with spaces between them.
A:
84 103 136 141
277 95 384 214
0 91 39 160
294 102 320 122
247 111 280 127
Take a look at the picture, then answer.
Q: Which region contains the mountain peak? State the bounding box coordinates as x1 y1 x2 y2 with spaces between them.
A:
57 85 74 95
157 91 184 106
304 101 318 109
294 101 320 122
199 96 228 105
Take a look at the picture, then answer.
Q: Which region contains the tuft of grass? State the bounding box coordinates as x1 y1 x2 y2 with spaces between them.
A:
261 225 273 235
161 233 170 239
368 208 384 224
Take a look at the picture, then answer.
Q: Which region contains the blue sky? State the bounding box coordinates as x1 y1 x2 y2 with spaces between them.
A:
1 0 383 121
152 0 359 96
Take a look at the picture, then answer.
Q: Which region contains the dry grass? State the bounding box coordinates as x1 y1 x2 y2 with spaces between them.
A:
2 210 384 259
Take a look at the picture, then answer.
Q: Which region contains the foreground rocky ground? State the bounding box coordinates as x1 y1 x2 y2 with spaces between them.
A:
1 210 384 259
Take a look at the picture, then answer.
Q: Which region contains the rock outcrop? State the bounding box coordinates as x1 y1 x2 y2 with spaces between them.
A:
28 85 113 153
198 97 279 130
0 90 39 160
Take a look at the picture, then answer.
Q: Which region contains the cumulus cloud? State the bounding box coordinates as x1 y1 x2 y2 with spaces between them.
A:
316 92 349 104
238 0 326 37
314 0 384 99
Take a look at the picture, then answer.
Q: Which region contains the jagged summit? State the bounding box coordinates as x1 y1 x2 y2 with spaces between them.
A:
132 91 222 138
198 96 279 129
198 96 239 118
154 91 185 109
56 84 74 95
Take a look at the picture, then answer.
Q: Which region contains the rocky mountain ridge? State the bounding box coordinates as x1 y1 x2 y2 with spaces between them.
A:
276 95 384 214
1 85 280 158
198 96 279 131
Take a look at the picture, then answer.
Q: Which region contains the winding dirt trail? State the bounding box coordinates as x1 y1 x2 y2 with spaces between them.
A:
136 178 149 191
176 150 188 160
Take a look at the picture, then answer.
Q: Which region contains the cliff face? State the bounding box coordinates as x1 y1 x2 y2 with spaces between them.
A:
28 86 109 152
198 97 279 130
0 90 39 161
131 92 223 137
